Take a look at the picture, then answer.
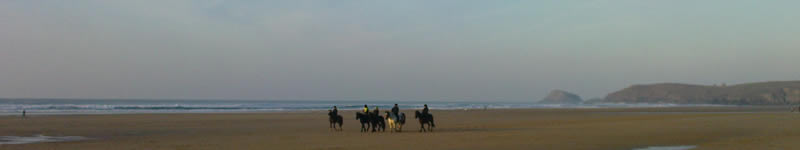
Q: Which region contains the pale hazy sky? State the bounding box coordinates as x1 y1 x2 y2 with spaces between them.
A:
1 0 799 101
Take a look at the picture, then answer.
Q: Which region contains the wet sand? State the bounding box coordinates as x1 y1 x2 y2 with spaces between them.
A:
2 106 800 150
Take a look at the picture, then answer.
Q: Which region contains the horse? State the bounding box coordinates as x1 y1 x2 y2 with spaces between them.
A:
328 110 343 131
370 112 386 132
384 111 406 132
355 112 372 132
414 110 435 132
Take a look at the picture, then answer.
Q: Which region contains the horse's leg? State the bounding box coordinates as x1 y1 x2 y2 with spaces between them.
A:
337 121 342 131
388 120 394 132
371 122 376 132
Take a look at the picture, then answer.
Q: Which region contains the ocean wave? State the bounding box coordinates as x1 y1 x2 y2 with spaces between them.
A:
0 135 89 145
111 106 260 110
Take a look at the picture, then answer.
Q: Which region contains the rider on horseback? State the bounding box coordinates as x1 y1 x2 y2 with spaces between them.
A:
422 104 429 116
422 104 434 127
363 105 369 114
332 106 338 116
391 104 399 117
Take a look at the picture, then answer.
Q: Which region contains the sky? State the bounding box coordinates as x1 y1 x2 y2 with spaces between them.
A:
1 0 799 102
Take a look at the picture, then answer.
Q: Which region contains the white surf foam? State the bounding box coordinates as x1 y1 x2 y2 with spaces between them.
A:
0 135 88 145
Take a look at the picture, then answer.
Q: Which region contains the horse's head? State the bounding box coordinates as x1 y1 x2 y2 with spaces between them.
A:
415 110 420 118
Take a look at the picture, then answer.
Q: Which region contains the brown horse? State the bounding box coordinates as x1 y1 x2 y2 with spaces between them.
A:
356 112 371 132
370 112 385 132
414 110 435 132
328 110 343 131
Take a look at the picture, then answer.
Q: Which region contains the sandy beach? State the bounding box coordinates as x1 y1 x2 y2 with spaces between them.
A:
2 107 800 150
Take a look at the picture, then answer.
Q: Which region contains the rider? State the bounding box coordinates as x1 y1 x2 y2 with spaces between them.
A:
422 104 429 116
373 106 380 116
363 105 369 114
332 106 338 116
422 104 435 127
391 104 399 117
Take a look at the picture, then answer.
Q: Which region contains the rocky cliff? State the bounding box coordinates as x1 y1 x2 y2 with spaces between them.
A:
539 90 583 104
603 81 800 105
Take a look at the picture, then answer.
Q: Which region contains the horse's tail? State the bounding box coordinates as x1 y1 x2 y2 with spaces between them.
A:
429 115 436 127
400 113 406 124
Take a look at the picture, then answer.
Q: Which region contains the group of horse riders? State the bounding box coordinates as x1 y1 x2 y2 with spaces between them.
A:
329 104 430 120
327 104 435 132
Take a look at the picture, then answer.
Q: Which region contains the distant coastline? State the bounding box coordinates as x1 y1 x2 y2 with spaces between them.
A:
598 80 800 105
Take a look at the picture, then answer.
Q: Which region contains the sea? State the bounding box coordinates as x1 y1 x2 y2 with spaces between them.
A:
0 99 725 115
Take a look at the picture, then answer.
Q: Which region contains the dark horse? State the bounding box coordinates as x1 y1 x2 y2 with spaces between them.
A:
414 110 435 132
355 112 371 132
328 110 343 131
370 113 386 132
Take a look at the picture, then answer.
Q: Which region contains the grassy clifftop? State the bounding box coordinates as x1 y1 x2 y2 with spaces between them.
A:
603 81 800 105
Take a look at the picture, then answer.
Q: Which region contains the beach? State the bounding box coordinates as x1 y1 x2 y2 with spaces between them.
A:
2 107 800 150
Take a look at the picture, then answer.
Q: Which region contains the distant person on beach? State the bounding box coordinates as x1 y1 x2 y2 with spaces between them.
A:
391 104 399 117
363 105 369 113
332 106 338 116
